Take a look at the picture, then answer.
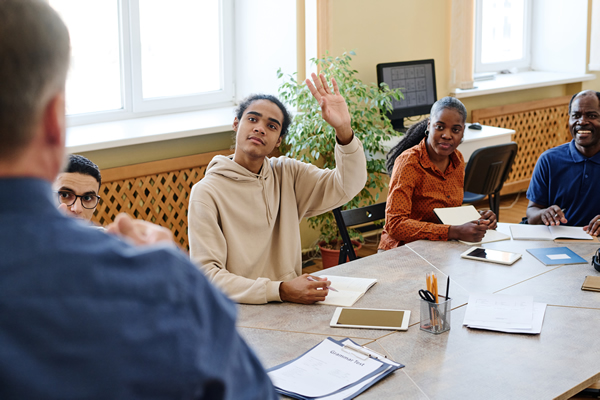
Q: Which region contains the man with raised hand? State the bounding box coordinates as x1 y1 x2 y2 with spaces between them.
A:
188 75 367 305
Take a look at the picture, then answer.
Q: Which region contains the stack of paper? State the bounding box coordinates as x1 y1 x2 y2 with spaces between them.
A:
267 337 403 399
316 276 377 307
463 293 547 334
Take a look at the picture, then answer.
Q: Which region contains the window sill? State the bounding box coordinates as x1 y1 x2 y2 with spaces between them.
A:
451 71 596 99
66 106 237 153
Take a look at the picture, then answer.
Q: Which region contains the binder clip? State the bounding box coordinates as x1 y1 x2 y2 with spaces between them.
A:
592 248 600 273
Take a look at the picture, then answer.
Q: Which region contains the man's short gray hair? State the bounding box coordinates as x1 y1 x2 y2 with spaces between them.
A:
0 0 70 158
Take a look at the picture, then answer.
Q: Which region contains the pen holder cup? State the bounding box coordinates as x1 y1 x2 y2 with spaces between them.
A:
420 298 451 334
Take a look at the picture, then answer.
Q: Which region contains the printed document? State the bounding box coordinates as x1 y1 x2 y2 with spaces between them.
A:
318 339 402 400
268 338 384 398
463 293 534 330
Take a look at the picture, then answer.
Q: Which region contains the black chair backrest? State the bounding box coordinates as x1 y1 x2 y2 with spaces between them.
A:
333 202 386 265
338 203 387 228
464 142 518 195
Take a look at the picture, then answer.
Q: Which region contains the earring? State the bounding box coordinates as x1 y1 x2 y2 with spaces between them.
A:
425 130 429 136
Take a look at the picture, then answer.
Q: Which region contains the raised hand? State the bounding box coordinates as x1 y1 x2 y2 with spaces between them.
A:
305 72 353 145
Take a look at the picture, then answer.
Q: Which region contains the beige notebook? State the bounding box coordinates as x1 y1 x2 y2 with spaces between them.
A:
433 205 510 245
316 276 377 307
581 276 600 292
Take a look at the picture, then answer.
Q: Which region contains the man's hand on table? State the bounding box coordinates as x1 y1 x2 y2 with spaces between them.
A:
280 274 331 304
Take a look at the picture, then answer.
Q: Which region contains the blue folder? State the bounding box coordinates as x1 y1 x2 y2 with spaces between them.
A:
526 247 587 265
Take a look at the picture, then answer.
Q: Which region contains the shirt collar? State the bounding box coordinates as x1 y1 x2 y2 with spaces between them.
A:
417 138 461 174
569 140 600 164
0 177 59 215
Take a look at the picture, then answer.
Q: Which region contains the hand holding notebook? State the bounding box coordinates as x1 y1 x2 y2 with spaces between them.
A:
433 205 510 245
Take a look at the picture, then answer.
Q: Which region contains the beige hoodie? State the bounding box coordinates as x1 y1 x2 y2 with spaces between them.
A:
188 136 367 304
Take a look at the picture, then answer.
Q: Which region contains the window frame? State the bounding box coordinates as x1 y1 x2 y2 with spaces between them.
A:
474 0 533 74
66 0 234 127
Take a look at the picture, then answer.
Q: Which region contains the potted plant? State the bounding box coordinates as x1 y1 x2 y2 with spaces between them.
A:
277 51 403 268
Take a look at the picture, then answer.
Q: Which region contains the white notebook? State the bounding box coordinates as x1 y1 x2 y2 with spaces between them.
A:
509 224 593 241
433 205 510 245
316 276 377 307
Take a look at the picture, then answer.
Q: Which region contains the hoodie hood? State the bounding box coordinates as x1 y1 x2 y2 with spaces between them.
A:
205 155 276 225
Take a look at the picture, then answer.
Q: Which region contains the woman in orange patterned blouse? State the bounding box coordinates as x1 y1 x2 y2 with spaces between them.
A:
379 97 497 250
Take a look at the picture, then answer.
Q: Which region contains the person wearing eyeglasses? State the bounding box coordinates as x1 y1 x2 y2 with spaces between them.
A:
52 154 101 221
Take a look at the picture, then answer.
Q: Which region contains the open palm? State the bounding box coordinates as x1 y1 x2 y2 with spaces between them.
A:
306 73 351 130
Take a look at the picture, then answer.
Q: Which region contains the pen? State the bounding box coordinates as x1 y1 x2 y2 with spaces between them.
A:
343 343 386 360
307 275 338 292
445 276 450 300
554 208 566 218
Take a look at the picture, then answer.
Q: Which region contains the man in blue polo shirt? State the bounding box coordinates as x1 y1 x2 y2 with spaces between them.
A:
0 1 276 398
526 90 600 236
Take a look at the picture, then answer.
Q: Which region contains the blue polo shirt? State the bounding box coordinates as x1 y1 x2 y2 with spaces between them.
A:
527 140 600 226
0 178 277 400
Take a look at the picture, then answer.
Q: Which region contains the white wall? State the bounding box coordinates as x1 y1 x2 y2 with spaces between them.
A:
531 0 588 73
234 0 297 101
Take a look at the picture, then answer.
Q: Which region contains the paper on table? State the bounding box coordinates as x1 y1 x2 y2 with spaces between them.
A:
460 229 511 246
267 338 383 398
316 276 377 307
463 293 534 330
318 340 402 400
466 303 547 334
510 224 593 241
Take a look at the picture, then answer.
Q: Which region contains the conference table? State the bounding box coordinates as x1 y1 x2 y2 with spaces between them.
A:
236 224 600 399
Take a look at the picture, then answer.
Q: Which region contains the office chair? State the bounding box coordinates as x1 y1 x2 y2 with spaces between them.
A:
462 142 518 220
332 202 386 265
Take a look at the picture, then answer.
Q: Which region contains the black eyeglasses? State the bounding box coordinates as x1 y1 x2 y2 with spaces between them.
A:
55 190 100 209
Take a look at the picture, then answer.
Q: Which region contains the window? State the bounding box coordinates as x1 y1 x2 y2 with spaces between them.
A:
474 0 532 74
50 0 233 126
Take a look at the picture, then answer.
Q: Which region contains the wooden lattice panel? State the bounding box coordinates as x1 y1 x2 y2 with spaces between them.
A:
91 149 233 250
471 96 572 194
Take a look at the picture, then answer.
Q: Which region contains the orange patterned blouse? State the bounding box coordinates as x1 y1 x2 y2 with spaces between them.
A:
379 138 465 250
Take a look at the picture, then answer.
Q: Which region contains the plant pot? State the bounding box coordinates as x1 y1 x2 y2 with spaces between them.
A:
318 240 363 269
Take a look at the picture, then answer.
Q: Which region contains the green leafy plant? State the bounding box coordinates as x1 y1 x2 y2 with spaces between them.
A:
277 51 403 250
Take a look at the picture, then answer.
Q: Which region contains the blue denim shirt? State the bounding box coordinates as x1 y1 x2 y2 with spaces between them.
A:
0 178 276 399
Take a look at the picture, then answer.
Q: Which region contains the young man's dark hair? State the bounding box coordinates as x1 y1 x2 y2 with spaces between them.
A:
66 154 101 187
235 94 293 138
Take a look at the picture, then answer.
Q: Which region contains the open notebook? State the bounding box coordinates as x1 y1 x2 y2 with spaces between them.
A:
433 205 510 245
509 224 594 241
316 276 377 307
